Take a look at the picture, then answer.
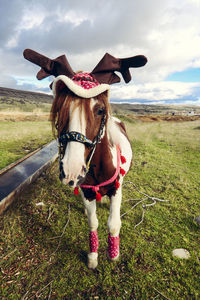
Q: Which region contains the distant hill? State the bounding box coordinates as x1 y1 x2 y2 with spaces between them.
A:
111 103 172 115
111 103 200 115
0 86 53 103
0 86 199 116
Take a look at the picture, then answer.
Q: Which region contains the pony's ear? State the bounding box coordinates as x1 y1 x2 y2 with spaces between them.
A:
91 53 147 84
23 49 75 80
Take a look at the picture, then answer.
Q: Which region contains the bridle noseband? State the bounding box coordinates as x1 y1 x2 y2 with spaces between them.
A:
59 131 95 149
58 114 106 177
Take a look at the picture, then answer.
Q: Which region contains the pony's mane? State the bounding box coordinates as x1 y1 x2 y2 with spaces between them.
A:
50 89 111 136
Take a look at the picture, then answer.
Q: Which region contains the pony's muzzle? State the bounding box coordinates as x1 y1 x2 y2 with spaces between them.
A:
68 177 85 187
59 161 87 187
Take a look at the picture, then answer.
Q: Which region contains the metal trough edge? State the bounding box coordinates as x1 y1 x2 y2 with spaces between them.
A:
0 140 58 214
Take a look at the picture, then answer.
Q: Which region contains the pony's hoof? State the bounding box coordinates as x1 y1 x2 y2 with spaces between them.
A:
88 252 98 269
88 259 98 269
109 252 120 261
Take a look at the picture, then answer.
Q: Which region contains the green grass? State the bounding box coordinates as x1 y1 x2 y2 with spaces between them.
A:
0 120 200 299
0 121 53 169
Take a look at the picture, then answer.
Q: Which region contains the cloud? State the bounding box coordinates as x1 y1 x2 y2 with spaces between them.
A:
0 1 24 46
0 75 18 89
0 0 200 104
111 81 200 102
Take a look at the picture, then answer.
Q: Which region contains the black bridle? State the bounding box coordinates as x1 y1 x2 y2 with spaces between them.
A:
58 114 106 179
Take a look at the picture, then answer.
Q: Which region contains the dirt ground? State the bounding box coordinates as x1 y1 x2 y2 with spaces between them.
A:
0 112 50 122
127 114 200 122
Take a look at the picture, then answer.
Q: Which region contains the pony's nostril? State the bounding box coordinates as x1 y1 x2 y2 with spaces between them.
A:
77 175 85 185
68 180 74 186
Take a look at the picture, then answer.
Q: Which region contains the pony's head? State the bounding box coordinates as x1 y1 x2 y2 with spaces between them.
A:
50 84 111 187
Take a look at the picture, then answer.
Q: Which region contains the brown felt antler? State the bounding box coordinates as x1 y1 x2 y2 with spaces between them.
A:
91 53 147 84
23 49 75 80
23 49 147 85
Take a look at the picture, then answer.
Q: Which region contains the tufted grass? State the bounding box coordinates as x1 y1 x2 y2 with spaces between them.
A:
0 120 200 299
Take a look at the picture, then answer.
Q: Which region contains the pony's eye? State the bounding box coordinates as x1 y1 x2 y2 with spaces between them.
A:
97 108 105 115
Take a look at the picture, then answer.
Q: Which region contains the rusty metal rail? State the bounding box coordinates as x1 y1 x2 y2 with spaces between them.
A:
0 140 58 214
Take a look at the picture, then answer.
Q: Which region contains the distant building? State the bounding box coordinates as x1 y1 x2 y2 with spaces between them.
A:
187 111 195 116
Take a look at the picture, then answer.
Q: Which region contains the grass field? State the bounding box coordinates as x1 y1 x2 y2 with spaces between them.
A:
0 92 53 171
0 119 200 299
0 88 53 170
0 121 53 170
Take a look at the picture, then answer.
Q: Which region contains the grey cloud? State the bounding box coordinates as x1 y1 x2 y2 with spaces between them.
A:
0 0 24 45
0 74 18 89
15 0 163 56
13 0 158 77
2 0 163 62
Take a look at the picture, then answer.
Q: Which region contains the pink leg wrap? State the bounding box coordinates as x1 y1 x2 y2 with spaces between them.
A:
89 231 99 253
108 234 120 259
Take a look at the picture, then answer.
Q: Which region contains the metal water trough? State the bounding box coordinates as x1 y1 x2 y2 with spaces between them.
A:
0 140 58 214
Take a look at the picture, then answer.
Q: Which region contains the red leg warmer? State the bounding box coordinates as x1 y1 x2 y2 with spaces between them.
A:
108 234 120 259
89 231 99 253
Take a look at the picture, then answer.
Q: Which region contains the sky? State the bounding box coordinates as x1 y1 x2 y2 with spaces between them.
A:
0 0 200 105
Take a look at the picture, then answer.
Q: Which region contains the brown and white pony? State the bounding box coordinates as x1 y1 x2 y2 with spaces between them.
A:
23 48 147 269
50 88 132 269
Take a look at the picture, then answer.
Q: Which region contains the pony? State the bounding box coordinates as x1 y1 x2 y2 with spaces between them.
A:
23 49 147 269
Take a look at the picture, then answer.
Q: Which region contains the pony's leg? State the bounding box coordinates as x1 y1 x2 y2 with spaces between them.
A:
107 185 122 260
82 197 99 269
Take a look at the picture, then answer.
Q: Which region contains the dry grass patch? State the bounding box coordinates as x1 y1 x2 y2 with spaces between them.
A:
0 111 49 122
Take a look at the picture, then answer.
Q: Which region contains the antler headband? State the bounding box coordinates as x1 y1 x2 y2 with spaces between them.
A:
23 49 147 98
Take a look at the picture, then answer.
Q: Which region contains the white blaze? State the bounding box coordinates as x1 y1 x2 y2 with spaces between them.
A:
62 101 86 186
